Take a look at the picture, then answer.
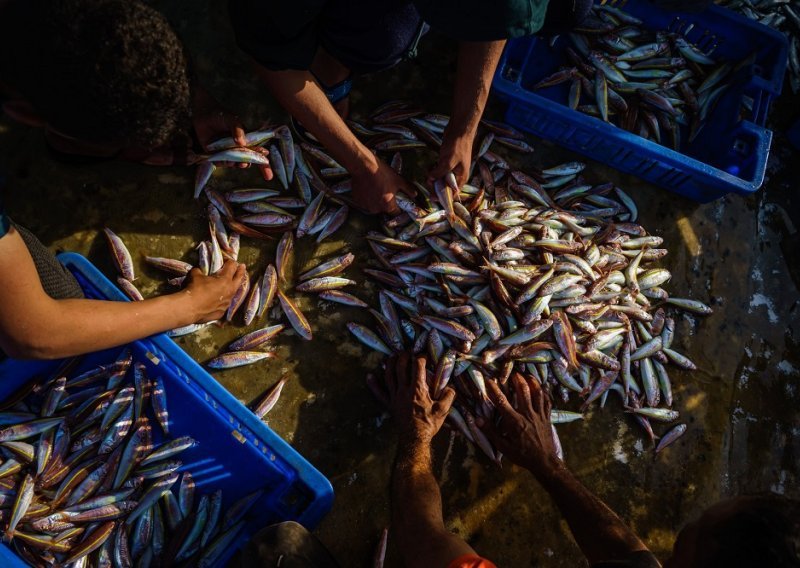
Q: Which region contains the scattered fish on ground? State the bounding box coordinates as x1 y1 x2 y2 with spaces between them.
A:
105 102 707 459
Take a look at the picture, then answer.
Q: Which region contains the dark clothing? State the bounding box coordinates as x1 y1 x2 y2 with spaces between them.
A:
537 0 594 36
229 0 429 74
0 196 8 239
229 0 553 73
0 193 83 300
13 223 83 300
415 0 550 41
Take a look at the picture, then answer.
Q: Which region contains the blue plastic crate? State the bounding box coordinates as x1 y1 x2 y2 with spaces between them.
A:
0 252 333 567
493 0 788 202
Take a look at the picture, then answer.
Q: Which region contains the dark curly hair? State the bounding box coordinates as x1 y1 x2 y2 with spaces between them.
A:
0 0 191 148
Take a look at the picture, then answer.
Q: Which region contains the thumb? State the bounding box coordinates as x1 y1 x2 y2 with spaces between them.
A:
187 266 204 280
435 387 456 413
427 160 450 187
233 263 247 283
382 193 400 215
232 122 247 147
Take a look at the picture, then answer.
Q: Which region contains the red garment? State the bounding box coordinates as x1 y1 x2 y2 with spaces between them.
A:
447 554 497 568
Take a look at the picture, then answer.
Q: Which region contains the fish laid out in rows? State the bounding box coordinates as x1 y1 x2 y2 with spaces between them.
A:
532 4 758 150
0 352 264 566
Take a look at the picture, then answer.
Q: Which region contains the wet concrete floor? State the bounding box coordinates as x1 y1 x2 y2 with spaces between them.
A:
0 2 799 566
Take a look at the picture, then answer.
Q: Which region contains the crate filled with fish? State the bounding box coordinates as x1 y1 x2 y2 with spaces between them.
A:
494 0 788 201
716 0 800 92
0 254 332 567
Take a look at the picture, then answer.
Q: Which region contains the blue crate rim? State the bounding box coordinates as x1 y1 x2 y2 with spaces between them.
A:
495 83 770 191
57 252 334 526
0 253 334 568
490 1 788 199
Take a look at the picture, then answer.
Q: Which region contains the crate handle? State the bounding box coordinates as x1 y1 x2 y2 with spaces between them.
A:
730 120 771 195
668 16 722 56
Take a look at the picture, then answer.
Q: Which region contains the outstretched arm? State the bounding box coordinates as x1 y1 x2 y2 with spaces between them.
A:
254 64 410 214
386 353 473 567
0 227 244 359
428 40 506 187
480 374 652 566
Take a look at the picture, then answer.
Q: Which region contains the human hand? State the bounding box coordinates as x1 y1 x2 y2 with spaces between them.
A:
182 260 246 323
351 155 415 215
193 107 246 151
193 112 273 180
385 353 456 444
427 128 475 189
192 86 273 181
478 373 561 477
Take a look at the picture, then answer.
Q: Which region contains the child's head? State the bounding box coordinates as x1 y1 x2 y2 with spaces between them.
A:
1 0 191 149
666 494 800 568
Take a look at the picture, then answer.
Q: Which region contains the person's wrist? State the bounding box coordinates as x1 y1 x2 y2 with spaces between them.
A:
344 143 378 177
528 455 568 484
396 425 433 448
444 119 478 145
174 288 202 326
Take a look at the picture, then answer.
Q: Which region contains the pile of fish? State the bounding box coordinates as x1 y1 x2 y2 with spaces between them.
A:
0 352 264 566
717 0 800 92
326 102 712 458
103 122 367 370
109 96 709 457
532 4 755 149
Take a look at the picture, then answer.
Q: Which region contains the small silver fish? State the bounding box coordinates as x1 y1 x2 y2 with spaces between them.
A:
207 351 274 369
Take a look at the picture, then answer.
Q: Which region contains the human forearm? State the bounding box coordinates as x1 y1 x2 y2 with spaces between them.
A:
386 354 471 567
255 67 375 174
534 462 649 564
392 436 444 535
4 292 198 360
256 66 410 214
0 228 243 359
448 41 506 138
479 377 650 565
391 435 474 566
428 40 505 186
